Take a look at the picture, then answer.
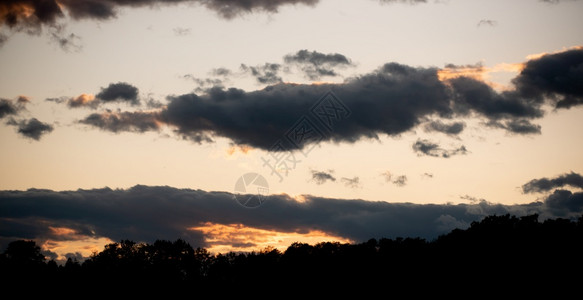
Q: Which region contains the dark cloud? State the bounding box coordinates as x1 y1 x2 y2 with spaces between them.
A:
412 139 468 158
79 110 160 133
0 1 320 47
0 185 573 253
310 170 336 185
96 82 140 105
77 48 583 150
522 172 583 193
544 189 583 216
424 120 465 135
284 49 354 80
157 62 451 150
0 98 20 118
11 117 54 140
449 76 544 120
477 19 497 27
0 0 318 29
513 48 583 109
240 63 282 84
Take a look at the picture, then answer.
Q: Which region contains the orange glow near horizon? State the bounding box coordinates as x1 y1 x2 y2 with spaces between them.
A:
41 236 114 262
189 222 353 254
37 226 114 262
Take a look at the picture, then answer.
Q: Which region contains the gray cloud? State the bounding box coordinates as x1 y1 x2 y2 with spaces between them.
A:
79 110 160 133
10 117 54 140
485 119 542 135
45 96 68 104
310 170 336 185
341 177 361 188
210 67 232 77
49 27 82 52
522 172 583 193
412 139 468 158
0 98 21 119
96 82 140 105
382 171 407 186
284 49 354 80
196 0 319 19
183 75 226 93
173 27 191 36
240 63 283 84
424 120 465 135
477 19 497 27
0 184 574 254
392 175 407 187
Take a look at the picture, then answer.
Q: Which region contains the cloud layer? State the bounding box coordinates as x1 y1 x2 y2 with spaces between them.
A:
76 48 583 152
2 179 580 256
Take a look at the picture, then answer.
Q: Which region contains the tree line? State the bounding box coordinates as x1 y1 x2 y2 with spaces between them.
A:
1 213 582 295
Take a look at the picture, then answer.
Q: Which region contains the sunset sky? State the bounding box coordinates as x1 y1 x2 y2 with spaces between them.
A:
1 0 582 261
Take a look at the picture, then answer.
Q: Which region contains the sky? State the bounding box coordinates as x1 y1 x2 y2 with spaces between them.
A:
1 0 583 262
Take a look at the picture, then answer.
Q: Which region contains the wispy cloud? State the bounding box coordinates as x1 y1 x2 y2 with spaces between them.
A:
412 139 468 158
310 170 336 185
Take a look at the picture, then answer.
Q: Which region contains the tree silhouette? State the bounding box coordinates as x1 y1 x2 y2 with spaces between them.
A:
1 213 582 295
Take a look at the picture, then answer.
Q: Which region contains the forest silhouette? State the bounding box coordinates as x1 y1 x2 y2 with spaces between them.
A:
1 213 582 295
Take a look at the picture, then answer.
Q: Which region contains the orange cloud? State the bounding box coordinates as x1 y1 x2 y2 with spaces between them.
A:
437 64 486 81
42 236 114 262
49 226 76 236
525 46 583 61
226 144 253 156
438 62 525 91
69 93 96 108
40 226 113 261
189 222 353 254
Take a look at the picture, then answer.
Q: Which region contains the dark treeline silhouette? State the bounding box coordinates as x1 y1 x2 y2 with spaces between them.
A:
1 213 582 295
